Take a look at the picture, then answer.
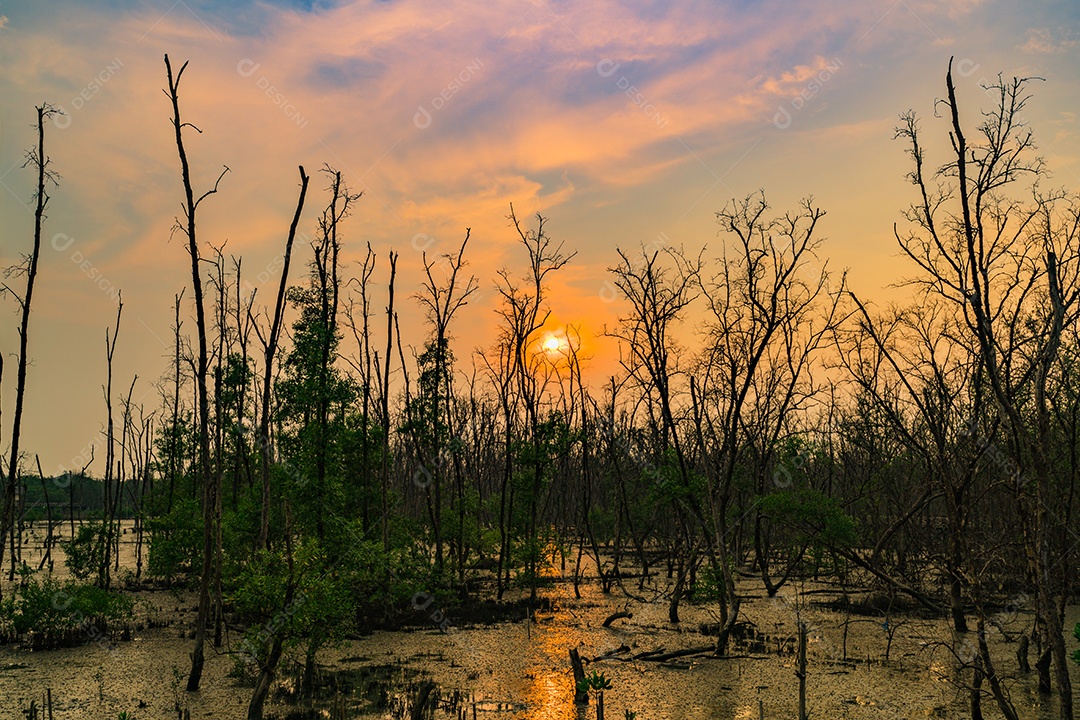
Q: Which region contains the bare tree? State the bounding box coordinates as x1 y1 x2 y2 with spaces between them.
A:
253 166 309 550
893 58 1080 719
164 54 228 692
97 297 124 589
492 206 574 602
838 296 985 626
607 244 703 621
696 192 842 654
344 243 378 532
413 230 479 578
0 104 61 592
380 251 399 560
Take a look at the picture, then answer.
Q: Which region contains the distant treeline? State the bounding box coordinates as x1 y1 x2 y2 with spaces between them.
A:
17 474 137 522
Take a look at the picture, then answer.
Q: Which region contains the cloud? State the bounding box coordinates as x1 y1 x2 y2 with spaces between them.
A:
759 56 845 98
4 0 1080 468
1019 28 1080 55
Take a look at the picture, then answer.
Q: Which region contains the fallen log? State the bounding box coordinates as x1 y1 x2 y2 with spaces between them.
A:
603 611 633 628
633 647 666 660
593 645 631 662
638 645 715 662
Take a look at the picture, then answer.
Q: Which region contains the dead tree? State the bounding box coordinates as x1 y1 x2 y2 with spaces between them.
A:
343 243 377 532
697 192 842 654
893 58 1080 719
0 105 61 592
164 54 228 693
97 298 124 589
230 257 255 507
493 206 574 603
380 251 398 560
253 166 309 549
414 230 479 580
607 244 703 621
838 296 982 631
34 456 54 572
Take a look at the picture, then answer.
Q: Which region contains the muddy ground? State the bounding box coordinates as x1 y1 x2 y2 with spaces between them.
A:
0 523 1077 719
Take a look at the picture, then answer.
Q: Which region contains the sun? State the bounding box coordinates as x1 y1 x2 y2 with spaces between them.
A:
541 334 564 354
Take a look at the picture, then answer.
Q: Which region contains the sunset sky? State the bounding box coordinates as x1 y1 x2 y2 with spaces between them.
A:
2 0 1080 472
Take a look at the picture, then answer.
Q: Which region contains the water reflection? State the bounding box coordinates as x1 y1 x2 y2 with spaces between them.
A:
278 573 1080 720
522 617 578 720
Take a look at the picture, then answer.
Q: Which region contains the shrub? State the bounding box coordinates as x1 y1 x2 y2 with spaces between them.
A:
147 498 202 581
59 522 110 581
0 574 134 649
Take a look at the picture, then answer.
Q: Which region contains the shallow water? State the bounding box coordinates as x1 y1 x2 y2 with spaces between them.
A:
2 526 1079 719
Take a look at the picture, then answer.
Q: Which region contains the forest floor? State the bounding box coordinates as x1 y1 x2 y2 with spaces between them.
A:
0 527 1077 719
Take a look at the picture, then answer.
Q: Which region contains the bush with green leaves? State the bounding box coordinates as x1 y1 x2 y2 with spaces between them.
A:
758 487 857 549
0 574 133 648
59 522 110 581
1073 622 1080 666
230 538 354 667
146 498 202 581
577 670 613 720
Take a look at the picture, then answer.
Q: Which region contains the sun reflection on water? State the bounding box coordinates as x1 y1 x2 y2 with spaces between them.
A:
521 613 580 720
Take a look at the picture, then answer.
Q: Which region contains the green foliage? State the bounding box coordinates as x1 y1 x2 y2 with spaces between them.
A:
231 538 357 667
577 669 613 693
1073 622 1080 666
146 498 202 581
646 448 700 501
759 488 857 549
695 559 732 602
0 574 133 644
587 506 615 539
59 522 109 581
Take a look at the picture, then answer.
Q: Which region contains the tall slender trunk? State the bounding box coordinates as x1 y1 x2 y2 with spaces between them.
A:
165 55 225 693
257 167 308 550
0 106 52 594
380 253 398 560
98 300 123 590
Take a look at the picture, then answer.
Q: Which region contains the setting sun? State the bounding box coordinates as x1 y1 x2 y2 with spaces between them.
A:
4 2 1079 718
542 335 563 354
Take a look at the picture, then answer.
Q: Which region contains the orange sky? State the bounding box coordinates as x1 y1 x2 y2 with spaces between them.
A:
2 0 1080 470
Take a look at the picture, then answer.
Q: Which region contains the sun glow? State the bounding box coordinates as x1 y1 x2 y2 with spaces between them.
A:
541 334 564 354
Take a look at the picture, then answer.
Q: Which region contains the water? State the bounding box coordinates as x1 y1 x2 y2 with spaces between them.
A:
1 525 1077 719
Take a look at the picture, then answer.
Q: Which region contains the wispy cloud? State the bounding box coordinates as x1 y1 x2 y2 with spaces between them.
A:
2 0 1078 466
1019 28 1080 55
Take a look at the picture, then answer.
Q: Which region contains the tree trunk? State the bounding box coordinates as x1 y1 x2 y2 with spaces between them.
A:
797 620 808 720
0 105 52 595
256 167 308 550
247 634 284 720
164 55 224 693
569 648 587 704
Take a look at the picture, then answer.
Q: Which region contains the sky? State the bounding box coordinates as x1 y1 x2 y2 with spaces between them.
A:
2 0 1080 473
